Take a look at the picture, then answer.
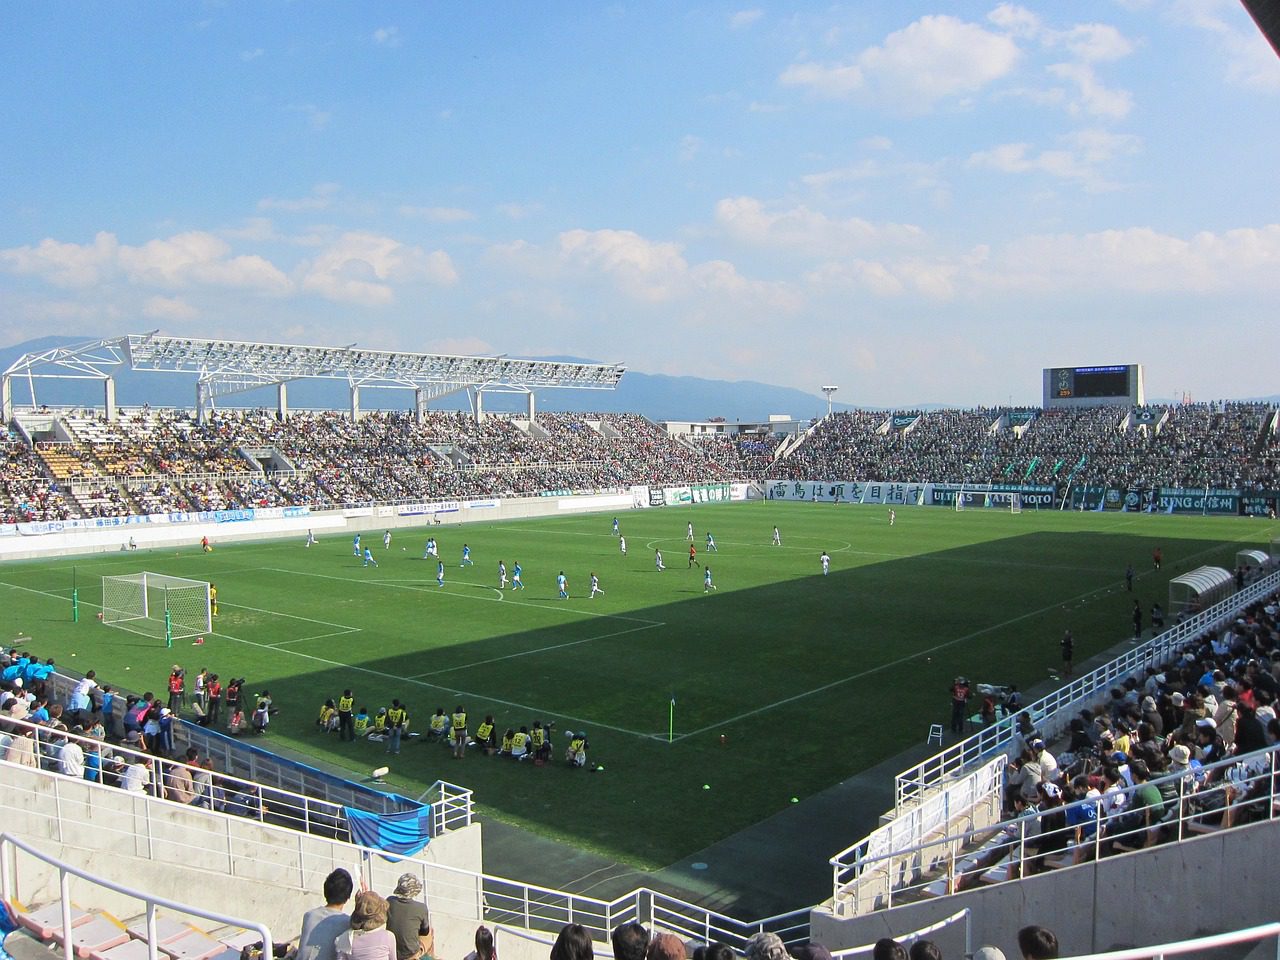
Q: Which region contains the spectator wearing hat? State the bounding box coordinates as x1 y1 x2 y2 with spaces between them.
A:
972 948 1006 960
298 869 353 960
335 891 395 960
742 933 786 960
385 874 432 960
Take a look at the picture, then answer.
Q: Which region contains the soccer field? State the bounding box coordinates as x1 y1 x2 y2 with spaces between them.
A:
3 503 1275 866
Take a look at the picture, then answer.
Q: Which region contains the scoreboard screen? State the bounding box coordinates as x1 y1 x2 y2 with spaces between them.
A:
1044 364 1142 407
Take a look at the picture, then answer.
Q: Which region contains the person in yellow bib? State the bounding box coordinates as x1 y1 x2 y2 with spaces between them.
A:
337 690 355 741
530 721 547 762
475 715 496 754
353 707 371 738
316 699 338 733
428 708 448 742
386 700 409 755
510 726 530 759
499 728 514 756
451 705 468 759
565 732 589 768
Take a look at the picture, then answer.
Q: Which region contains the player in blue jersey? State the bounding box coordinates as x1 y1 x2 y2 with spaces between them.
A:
557 571 568 599
512 561 524 589
363 547 378 568
612 517 619 536
437 560 445 586
705 532 718 553
461 543 474 566
353 533 361 556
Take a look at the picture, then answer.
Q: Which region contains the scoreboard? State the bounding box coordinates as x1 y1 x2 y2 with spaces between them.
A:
1042 364 1143 408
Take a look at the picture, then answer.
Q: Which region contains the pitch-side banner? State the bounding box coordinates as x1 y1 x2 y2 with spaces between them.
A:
662 483 731 506
766 480 1054 508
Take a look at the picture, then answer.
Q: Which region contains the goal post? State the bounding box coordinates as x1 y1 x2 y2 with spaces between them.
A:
101 572 211 645
1010 494 1022 515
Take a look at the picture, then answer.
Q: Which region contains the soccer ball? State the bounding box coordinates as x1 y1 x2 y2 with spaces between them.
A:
96 612 103 622
565 730 573 738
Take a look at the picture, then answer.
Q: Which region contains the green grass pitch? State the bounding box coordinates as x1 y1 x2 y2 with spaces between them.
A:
2 503 1275 866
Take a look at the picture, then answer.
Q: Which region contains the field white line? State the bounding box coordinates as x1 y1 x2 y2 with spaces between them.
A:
669 527 1266 741
260 567 664 626
206 626 659 740
221 602 362 632
408 620 666 678
267 628 363 648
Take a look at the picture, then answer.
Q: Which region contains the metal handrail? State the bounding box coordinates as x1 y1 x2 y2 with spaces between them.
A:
892 571 1280 808
0 831 274 960
831 742 1280 914
1065 922 1280 960
830 908 971 958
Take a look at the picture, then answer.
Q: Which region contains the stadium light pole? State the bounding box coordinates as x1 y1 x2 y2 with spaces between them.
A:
821 385 838 417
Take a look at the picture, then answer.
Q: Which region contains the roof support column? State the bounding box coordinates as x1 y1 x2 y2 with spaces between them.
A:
415 388 429 425
527 391 535 424
473 387 484 424
104 377 117 421
196 380 212 424
1 374 12 422
277 382 288 422
350 384 360 421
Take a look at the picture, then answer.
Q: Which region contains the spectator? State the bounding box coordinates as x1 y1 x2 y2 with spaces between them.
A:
297 868 354 960
58 729 85 778
385 874 432 960
462 926 496 960
550 925 593 960
165 748 200 804
612 924 649 960
908 941 942 960
872 940 907 960
1016 927 1059 960
742 933 787 960
335 891 396 960
647 935 686 960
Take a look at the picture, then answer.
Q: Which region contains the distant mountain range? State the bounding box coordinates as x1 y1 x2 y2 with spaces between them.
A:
0 335 840 423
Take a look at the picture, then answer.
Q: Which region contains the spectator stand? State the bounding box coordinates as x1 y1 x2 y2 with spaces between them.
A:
893 569 1280 810
1 831 273 960
829 908 971 958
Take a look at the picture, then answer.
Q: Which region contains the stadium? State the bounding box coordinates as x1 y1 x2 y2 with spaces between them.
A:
2 330 1280 960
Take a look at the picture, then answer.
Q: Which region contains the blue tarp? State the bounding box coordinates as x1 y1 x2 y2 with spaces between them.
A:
345 805 434 860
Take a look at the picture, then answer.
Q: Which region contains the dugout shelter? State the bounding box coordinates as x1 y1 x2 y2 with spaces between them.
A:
1168 565 1234 618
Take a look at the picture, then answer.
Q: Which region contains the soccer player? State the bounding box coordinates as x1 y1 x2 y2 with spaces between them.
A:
437 560 445 587
512 561 524 589
461 543 474 566
557 571 568 599
687 521 694 542
210 584 219 616
888 509 896 526
427 537 438 557
352 534 360 557
305 529 316 548
590 572 604 599
612 517 620 536
619 535 627 556
820 550 831 575
655 549 665 571
498 560 508 589
201 535 212 553
1153 546 1162 570
703 567 716 592
363 547 378 568
688 544 699 568
772 526 781 546
705 532 718 553
383 529 392 550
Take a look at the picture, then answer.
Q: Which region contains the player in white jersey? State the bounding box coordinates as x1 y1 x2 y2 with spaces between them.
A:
619 535 627 556
557 571 568 599
655 549 665 571
820 551 831 575
590 572 604 598
383 530 392 549
772 526 781 546
498 560 508 589
888 509 896 526
704 567 716 592
687 522 694 542
306 529 316 548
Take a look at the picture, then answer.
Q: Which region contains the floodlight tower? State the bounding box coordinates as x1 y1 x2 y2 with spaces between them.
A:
821 385 838 417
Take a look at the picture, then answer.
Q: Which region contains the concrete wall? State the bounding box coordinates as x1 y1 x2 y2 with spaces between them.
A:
810 818 1280 958
3 761 484 956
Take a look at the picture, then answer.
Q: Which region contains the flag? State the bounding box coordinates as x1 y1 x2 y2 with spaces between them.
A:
345 805 434 860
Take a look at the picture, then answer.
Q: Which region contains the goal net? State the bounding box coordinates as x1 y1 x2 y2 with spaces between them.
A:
102 572 211 643
1010 494 1022 515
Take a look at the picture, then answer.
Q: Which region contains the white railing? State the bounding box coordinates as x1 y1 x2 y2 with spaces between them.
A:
0 831 274 960
832 742 1280 915
1067 922 1280 960
830 908 972 958
894 571 1280 808
831 757 1005 901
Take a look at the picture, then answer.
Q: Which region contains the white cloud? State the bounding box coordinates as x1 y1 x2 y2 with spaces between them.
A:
968 128 1141 189
1057 23 1133 61
1174 0 1280 92
143 295 199 322
496 202 542 220
800 160 880 190
300 232 457 306
258 183 341 213
240 48 264 62
715 196 925 253
286 103 332 132
987 4 1042 38
748 101 785 113
372 26 401 47
398 205 475 222
1046 61 1133 117
729 9 763 30
679 134 704 162
862 135 893 151
780 15 1021 109
1 230 290 294
557 228 800 310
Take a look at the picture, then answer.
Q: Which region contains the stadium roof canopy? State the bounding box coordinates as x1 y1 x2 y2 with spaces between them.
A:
1 333 625 421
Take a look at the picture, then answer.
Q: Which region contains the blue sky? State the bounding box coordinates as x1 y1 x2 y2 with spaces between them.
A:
2 1 1277 407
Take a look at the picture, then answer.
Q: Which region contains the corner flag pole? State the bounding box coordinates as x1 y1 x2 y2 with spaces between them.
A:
71 566 79 622
668 694 675 744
